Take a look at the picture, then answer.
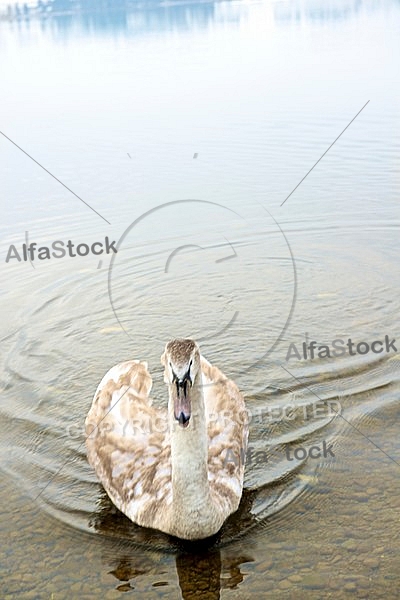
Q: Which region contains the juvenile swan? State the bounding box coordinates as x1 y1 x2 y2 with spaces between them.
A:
85 339 248 540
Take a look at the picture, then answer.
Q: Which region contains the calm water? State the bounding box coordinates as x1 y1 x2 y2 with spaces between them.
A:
1 0 400 597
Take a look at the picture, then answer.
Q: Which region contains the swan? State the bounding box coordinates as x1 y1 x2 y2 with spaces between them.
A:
85 339 249 540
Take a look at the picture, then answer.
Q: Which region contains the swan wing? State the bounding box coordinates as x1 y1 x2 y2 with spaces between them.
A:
85 360 172 527
200 356 249 513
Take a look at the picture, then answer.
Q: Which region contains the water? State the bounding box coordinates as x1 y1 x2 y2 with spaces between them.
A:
1 0 400 597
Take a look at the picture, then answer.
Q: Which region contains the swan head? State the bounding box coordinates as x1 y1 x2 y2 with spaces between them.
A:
163 339 200 429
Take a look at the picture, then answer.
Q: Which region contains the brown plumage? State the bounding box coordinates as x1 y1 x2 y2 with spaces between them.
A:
85 340 248 539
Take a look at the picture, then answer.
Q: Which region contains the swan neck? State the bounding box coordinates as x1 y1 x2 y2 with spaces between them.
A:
169 376 210 509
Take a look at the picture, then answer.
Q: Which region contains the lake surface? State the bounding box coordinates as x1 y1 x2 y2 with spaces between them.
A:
1 0 400 597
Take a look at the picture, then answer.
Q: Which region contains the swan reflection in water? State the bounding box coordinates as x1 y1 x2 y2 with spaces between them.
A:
106 550 253 597
90 489 255 597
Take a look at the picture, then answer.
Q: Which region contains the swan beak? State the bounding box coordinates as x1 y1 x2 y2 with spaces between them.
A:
173 374 191 428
